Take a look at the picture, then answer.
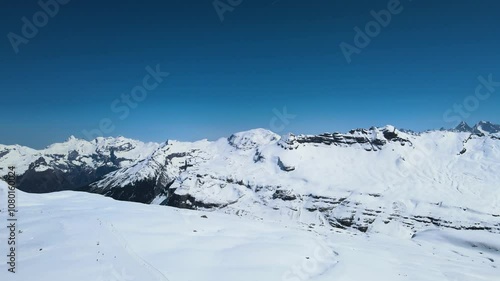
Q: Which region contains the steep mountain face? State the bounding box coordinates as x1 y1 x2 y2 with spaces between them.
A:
2 124 500 235
0 136 159 193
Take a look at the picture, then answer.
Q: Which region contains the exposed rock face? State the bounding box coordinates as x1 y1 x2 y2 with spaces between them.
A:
272 189 297 201
18 162 116 193
304 194 500 233
277 157 295 172
278 126 411 151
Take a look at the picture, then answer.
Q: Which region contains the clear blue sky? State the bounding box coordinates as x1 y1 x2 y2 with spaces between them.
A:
1 0 499 148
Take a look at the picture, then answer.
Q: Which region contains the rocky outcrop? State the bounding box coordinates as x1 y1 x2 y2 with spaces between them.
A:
277 157 295 172
278 126 411 151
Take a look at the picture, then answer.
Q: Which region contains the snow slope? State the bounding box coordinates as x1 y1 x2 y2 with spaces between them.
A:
0 181 498 281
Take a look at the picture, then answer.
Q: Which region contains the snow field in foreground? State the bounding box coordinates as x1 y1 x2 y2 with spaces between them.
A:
0 182 498 281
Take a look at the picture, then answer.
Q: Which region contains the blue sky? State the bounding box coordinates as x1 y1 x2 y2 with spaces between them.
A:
1 0 499 148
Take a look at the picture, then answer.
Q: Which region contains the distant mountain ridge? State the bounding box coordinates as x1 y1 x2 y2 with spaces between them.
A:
1 122 498 194
1 122 500 235
0 136 159 193
454 121 500 135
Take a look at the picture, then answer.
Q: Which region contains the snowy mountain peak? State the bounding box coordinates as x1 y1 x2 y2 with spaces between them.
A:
455 121 473 132
475 121 500 134
228 128 280 150
382 124 397 132
451 121 500 135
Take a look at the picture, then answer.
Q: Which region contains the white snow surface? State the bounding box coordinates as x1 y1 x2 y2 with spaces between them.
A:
0 182 499 281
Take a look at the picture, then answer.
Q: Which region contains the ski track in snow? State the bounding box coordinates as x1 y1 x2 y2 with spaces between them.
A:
97 218 172 281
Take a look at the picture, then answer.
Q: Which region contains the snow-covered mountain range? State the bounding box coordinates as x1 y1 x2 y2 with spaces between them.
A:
1 122 499 236
0 136 159 193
